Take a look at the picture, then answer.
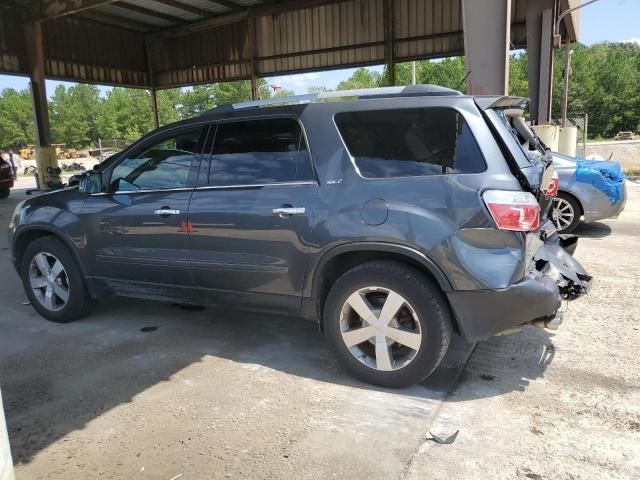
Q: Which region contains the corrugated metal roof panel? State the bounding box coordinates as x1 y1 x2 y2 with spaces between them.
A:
125 0 202 21
99 3 174 27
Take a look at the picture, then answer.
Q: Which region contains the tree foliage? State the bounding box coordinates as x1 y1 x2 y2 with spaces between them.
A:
0 42 638 149
325 42 639 139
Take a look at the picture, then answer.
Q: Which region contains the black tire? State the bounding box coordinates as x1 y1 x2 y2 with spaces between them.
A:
0 188 9 199
323 261 452 388
552 192 581 234
20 237 96 323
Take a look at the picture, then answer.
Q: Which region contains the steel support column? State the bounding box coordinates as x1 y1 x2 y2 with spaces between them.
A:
526 0 556 125
462 0 511 95
24 21 60 190
145 37 159 129
248 14 258 100
383 0 395 86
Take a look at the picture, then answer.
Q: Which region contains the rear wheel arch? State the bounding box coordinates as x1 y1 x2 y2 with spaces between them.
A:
309 243 458 332
558 190 584 216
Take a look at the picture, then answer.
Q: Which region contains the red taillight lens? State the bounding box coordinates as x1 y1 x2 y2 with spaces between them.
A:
482 190 540 232
546 172 559 197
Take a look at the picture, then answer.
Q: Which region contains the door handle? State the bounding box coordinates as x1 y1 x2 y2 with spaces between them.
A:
154 208 180 216
272 207 306 217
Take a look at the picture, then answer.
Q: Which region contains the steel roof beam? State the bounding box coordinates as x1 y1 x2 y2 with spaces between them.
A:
204 0 245 12
112 1 188 24
38 0 118 20
150 0 213 17
76 11 156 32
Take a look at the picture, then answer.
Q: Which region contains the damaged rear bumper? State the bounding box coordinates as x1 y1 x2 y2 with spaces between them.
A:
446 221 592 342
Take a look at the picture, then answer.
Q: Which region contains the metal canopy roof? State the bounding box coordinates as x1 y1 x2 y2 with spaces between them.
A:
0 0 580 90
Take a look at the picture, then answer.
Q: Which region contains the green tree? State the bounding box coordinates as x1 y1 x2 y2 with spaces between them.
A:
156 88 182 126
96 88 154 142
337 68 383 90
49 83 101 147
0 88 35 147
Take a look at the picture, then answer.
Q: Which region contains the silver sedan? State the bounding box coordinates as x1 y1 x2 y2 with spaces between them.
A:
551 153 627 233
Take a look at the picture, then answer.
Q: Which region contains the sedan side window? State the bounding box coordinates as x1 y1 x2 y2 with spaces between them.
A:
110 127 203 192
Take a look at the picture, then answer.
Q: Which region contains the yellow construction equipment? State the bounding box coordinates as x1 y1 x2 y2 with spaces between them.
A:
20 145 35 160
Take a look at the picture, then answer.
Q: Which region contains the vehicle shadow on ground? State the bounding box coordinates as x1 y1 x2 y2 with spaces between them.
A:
1 296 555 464
574 221 612 238
446 326 556 402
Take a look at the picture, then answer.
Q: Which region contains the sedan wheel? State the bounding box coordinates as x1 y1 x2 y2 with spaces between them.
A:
29 252 70 311
340 286 422 371
552 197 574 231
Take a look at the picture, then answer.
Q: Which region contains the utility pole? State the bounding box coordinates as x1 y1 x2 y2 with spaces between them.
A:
412 61 416 85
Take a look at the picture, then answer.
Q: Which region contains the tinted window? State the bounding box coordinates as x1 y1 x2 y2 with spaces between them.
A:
335 108 485 178
110 128 202 191
209 118 314 186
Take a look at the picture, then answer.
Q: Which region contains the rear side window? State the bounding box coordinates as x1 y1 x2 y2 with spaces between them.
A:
335 108 485 178
209 118 314 186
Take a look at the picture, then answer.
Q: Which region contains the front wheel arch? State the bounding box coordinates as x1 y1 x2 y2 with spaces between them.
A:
14 226 89 278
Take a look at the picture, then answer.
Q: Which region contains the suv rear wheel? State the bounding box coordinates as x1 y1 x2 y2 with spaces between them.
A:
324 261 452 388
20 237 96 323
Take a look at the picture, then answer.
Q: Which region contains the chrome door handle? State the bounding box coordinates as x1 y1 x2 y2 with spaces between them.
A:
154 209 180 216
272 207 306 217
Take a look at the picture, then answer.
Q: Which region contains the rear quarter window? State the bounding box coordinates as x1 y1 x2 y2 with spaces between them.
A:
335 107 486 179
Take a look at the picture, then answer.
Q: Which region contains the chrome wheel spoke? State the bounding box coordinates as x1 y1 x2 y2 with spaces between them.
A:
379 291 405 325
34 253 51 276
44 288 55 310
375 335 393 371
384 326 421 351
54 284 69 303
342 326 376 347
345 292 376 323
50 260 64 279
30 276 48 289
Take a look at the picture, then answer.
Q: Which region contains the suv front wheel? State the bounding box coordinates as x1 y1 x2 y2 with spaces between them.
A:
324 261 452 388
20 237 97 323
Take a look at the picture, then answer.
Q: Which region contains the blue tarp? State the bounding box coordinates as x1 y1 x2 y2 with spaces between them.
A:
576 159 626 204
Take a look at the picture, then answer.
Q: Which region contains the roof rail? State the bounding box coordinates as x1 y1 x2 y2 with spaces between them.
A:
203 84 462 114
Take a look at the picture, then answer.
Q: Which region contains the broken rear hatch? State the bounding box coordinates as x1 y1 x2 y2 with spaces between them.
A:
477 96 592 302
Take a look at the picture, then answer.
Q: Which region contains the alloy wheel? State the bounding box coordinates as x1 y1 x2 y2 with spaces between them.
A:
339 286 422 371
29 252 70 311
552 197 575 231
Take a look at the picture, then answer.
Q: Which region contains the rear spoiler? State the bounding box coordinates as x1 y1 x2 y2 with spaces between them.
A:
474 96 529 110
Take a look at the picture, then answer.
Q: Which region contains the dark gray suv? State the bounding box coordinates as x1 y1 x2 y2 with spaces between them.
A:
8 86 592 387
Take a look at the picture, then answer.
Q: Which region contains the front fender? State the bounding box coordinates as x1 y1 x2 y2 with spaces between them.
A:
10 190 89 276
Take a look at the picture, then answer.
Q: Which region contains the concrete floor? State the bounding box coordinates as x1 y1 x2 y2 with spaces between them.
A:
1 178 638 479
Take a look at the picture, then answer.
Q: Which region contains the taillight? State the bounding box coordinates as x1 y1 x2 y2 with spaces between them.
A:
546 171 559 197
482 190 540 232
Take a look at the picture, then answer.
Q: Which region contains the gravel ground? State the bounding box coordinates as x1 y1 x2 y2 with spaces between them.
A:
1 178 638 479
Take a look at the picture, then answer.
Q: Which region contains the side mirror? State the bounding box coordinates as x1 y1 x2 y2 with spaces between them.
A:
79 172 103 194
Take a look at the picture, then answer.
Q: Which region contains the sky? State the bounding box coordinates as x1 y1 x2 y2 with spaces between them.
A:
0 0 638 96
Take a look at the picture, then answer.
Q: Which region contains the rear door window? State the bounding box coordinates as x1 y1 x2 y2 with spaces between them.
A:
335 108 485 178
209 118 314 186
